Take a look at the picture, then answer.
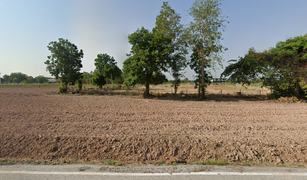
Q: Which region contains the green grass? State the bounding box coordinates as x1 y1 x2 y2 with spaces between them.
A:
242 163 252 166
195 159 229 166
151 159 166 165
168 162 188 166
106 160 123 167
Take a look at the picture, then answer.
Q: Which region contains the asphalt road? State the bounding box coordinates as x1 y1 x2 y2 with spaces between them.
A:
0 164 307 180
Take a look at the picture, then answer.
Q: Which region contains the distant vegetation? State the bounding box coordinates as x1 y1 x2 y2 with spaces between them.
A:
0 72 51 84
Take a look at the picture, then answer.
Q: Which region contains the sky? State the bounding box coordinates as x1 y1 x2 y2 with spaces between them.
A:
1 0 307 80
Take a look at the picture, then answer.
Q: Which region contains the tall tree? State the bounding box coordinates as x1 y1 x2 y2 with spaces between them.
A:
188 0 228 98
123 27 171 96
45 38 83 91
190 45 213 94
154 2 188 94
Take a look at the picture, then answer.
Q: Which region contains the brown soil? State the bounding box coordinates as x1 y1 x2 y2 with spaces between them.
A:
1 86 307 165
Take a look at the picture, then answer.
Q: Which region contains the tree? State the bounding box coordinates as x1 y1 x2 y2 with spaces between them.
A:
123 27 171 96
27 76 35 83
190 45 213 94
222 34 307 99
90 70 106 89
3 74 9 83
154 2 189 94
9 72 27 84
35 75 48 84
45 38 83 91
82 71 93 85
188 0 228 98
91 53 122 87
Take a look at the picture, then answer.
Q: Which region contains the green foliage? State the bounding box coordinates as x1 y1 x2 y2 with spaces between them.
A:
188 0 228 98
90 71 106 89
82 71 93 84
195 159 229 166
94 53 122 84
58 86 66 93
154 2 188 94
106 160 123 167
77 79 82 92
303 84 307 98
221 48 267 85
2 74 10 83
35 75 48 84
45 38 83 91
151 159 166 165
222 34 307 99
91 53 122 88
26 76 35 83
123 27 172 95
8 72 28 84
190 46 213 96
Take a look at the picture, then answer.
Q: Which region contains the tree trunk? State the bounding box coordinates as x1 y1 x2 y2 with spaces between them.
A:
174 84 177 94
294 80 304 98
144 74 151 97
201 56 205 98
200 21 206 98
144 82 150 96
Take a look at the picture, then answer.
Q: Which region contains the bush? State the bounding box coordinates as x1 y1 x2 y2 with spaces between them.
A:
303 84 307 98
58 86 66 93
77 79 83 92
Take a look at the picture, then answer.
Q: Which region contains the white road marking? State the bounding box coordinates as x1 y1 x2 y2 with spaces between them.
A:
0 171 307 176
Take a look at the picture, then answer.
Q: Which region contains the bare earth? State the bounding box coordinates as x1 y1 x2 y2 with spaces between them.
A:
0 86 307 165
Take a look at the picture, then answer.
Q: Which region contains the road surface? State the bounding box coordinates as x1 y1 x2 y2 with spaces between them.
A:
0 164 306 180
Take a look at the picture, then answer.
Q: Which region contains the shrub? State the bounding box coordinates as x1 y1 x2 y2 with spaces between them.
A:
77 79 83 92
58 86 66 93
267 93 277 100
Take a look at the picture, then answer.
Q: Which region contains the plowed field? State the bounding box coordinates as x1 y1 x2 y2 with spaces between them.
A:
1 86 307 165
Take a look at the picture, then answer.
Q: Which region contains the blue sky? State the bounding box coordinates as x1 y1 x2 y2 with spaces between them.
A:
1 0 306 79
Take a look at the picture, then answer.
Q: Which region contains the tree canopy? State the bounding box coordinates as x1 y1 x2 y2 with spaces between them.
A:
123 27 171 95
35 75 48 84
8 72 27 84
90 53 122 88
188 0 228 98
45 38 83 90
222 34 307 98
154 2 188 94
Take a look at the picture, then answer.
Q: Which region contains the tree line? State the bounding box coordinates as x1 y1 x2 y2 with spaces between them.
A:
44 0 228 98
0 72 49 84
34 0 307 99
